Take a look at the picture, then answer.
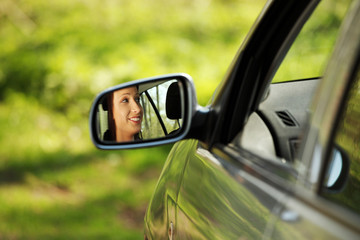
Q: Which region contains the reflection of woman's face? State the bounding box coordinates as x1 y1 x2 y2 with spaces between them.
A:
112 86 143 142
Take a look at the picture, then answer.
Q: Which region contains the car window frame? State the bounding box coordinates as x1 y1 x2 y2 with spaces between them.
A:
285 1 360 232
319 56 360 206
297 0 360 192
142 90 169 136
266 3 360 237
208 0 320 147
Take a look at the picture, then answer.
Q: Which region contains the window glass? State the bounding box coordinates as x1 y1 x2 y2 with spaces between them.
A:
140 80 182 139
322 67 360 214
273 0 351 82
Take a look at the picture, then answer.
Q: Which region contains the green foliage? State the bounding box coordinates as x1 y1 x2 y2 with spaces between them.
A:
0 0 264 107
0 0 265 238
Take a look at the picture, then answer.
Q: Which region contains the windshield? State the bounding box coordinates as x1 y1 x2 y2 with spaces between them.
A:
272 0 353 83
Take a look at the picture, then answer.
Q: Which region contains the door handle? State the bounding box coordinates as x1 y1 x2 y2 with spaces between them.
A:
280 209 300 222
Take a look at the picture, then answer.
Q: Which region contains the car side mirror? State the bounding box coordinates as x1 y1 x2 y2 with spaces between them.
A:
323 146 350 192
89 73 196 149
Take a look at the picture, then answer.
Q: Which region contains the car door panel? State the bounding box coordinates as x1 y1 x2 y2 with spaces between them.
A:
144 141 191 239
270 194 360 239
175 140 289 239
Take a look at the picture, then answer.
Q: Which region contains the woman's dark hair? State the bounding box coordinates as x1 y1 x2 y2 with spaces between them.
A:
103 92 116 141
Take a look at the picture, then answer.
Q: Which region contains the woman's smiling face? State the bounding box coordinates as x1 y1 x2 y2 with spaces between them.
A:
112 86 143 142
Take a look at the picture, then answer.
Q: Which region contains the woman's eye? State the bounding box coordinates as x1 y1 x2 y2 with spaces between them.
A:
135 97 140 103
121 98 129 103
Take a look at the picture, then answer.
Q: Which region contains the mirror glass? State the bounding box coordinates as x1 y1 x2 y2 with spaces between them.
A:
94 79 185 143
324 147 343 188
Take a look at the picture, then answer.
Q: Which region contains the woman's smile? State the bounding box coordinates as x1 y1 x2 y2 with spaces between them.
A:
112 86 143 142
129 116 141 124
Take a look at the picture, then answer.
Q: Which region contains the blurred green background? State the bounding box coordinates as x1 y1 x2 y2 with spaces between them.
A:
0 0 265 239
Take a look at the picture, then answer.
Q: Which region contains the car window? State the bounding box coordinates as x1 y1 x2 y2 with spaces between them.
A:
321 65 360 214
272 0 352 82
140 81 182 139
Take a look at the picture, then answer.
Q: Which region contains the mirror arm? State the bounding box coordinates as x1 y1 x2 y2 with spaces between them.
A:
187 107 212 144
144 90 168 135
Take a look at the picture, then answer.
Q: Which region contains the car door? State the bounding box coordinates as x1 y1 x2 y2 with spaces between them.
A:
165 0 358 239
269 1 360 238
169 0 323 239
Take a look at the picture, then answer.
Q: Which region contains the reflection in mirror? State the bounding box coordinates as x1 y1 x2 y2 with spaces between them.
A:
95 79 184 143
323 146 350 192
325 148 343 188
